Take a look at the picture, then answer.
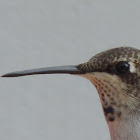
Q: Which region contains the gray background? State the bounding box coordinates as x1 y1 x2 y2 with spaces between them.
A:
0 0 140 140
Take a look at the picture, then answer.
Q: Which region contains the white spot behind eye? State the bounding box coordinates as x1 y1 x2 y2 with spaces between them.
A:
129 62 136 73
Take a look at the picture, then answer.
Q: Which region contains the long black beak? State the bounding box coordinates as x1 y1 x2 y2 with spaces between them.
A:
2 65 85 77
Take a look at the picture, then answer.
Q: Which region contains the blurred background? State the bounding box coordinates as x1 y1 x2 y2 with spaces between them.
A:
0 0 140 140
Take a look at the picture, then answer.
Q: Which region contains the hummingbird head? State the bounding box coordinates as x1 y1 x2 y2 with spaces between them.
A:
77 47 140 123
2 46 140 139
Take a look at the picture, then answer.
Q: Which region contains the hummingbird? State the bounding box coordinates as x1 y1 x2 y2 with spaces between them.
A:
2 46 140 140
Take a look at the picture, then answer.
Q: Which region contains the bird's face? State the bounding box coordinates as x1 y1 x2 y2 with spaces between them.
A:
2 47 140 123
3 46 140 139
77 47 140 122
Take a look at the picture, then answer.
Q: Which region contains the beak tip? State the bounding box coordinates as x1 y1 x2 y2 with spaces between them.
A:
1 74 8 77
1 73 17 77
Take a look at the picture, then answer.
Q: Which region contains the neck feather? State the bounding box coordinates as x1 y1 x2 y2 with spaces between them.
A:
82 73 140 140
108 114 140 140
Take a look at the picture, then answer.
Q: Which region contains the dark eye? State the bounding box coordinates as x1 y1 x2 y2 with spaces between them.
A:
115 61 130 75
